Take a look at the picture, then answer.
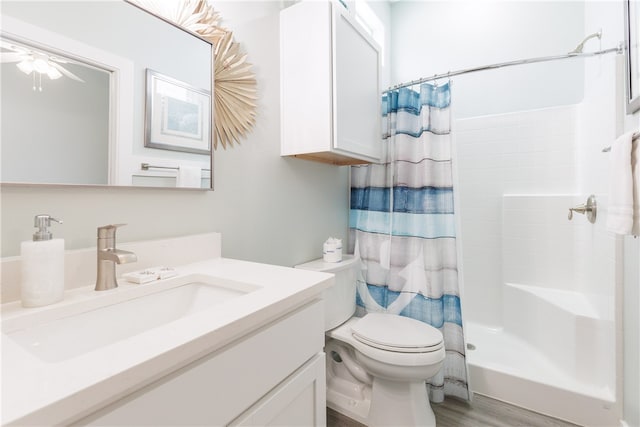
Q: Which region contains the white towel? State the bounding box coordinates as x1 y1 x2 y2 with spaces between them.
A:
176 165 201 188
606 132 635 235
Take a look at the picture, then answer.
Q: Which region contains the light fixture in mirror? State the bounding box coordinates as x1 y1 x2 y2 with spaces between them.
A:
0 1 213 189
1 39 86 87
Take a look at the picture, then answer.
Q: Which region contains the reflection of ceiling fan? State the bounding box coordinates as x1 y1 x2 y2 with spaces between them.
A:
1 40 84 90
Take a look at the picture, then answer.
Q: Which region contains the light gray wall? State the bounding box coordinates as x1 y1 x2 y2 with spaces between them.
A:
390 1 585 118
1 1 350 267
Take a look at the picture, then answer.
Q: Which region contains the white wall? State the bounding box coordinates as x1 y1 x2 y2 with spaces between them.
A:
390 1 585 118
0 2 351 273
624 238 640 427
455 106 580 326
580 3 639 425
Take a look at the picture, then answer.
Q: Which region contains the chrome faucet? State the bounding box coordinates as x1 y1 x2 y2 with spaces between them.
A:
95 224 137 291
568 195 597 224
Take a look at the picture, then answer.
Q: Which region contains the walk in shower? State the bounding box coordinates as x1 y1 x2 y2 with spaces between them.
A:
456 106 619 426
388 1 625 425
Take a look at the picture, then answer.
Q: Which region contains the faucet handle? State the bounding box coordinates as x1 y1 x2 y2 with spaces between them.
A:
567 195 597 224
97 223 127 238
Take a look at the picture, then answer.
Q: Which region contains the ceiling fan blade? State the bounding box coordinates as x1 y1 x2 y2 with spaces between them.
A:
1 40 31 54
50 62 85 82
0 39 15 50
50 56 69 64
0 52 26 63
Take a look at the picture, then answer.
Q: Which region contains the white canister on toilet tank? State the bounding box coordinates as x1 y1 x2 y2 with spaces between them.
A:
322 237 343 263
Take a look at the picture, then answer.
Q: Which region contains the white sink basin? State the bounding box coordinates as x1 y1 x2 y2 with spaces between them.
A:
5 274 260 363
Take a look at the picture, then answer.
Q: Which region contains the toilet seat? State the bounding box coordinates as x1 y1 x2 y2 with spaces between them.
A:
351 313 443 353
327 315 445 368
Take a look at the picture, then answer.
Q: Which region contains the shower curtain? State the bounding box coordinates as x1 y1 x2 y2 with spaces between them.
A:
349 82 469 402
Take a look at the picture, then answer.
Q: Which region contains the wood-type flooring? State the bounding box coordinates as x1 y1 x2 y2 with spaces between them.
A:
327 394 581 427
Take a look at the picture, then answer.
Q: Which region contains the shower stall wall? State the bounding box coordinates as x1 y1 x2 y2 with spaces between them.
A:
455 106 619 426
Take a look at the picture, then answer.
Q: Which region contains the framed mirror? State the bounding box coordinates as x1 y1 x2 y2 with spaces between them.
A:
0 1 213 189
625 0 640 114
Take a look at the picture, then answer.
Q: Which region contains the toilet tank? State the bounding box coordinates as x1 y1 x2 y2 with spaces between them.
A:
295 255 358 331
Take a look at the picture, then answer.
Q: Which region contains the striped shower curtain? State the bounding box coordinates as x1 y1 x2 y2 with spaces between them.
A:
348 82 469 402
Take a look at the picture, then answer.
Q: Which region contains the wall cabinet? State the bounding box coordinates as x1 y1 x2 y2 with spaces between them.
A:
74 300 326 426
280 1 381 165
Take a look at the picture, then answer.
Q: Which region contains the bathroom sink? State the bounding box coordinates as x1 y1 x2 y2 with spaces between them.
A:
5 274 260 363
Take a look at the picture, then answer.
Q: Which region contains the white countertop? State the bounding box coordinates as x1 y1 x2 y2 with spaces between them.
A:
1 257 333 426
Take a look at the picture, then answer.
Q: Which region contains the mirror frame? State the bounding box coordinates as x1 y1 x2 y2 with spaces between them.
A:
1 2 214 190
625 0 640 114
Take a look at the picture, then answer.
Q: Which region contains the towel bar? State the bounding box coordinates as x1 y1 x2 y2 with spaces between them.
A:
140 163 211 172
602 132 640 152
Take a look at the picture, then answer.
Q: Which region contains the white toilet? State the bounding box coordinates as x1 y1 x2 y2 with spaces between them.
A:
295 255 445 427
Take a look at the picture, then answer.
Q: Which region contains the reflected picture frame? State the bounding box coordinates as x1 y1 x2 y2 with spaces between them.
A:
145 69 211 154
625 0 640 114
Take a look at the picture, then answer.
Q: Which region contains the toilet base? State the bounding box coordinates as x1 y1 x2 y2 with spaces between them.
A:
326 378 370 425
327 376 437 427
326 351 371 425
368 378 435 427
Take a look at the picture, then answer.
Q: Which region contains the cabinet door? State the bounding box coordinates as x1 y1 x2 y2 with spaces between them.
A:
231 353 326 427
73 301 325 426
333 4 381 161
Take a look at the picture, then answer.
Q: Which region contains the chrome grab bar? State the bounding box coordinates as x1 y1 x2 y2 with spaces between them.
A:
568 195 597 224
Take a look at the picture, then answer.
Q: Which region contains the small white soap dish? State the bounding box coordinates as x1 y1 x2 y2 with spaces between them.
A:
153 266 178 280
122 266 177 284
122 270 157 284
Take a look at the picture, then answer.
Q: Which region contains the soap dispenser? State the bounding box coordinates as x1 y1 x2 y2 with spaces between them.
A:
20 215 64 307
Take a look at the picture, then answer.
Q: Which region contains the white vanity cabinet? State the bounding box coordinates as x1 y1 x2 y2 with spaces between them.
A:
280 0 381 165
75 300 326 426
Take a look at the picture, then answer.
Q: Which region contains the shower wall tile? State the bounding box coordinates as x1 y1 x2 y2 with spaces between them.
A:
571 195 619 306
502 194 578 291
454 105 579 327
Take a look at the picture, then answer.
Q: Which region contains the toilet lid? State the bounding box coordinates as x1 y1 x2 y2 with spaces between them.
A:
351 313 443 353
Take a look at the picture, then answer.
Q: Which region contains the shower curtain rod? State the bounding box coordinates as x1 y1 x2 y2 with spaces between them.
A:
386 43 623 92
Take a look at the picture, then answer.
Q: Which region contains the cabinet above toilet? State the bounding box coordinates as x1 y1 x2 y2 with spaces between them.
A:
280 0 382 165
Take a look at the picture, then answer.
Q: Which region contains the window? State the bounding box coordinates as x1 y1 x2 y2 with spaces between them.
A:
354 0 385 66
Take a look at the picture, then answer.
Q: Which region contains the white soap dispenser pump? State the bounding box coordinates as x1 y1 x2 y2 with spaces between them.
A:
20 214 65 308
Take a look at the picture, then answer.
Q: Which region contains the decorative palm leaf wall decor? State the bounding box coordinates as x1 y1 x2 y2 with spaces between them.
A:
130 0 257 149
